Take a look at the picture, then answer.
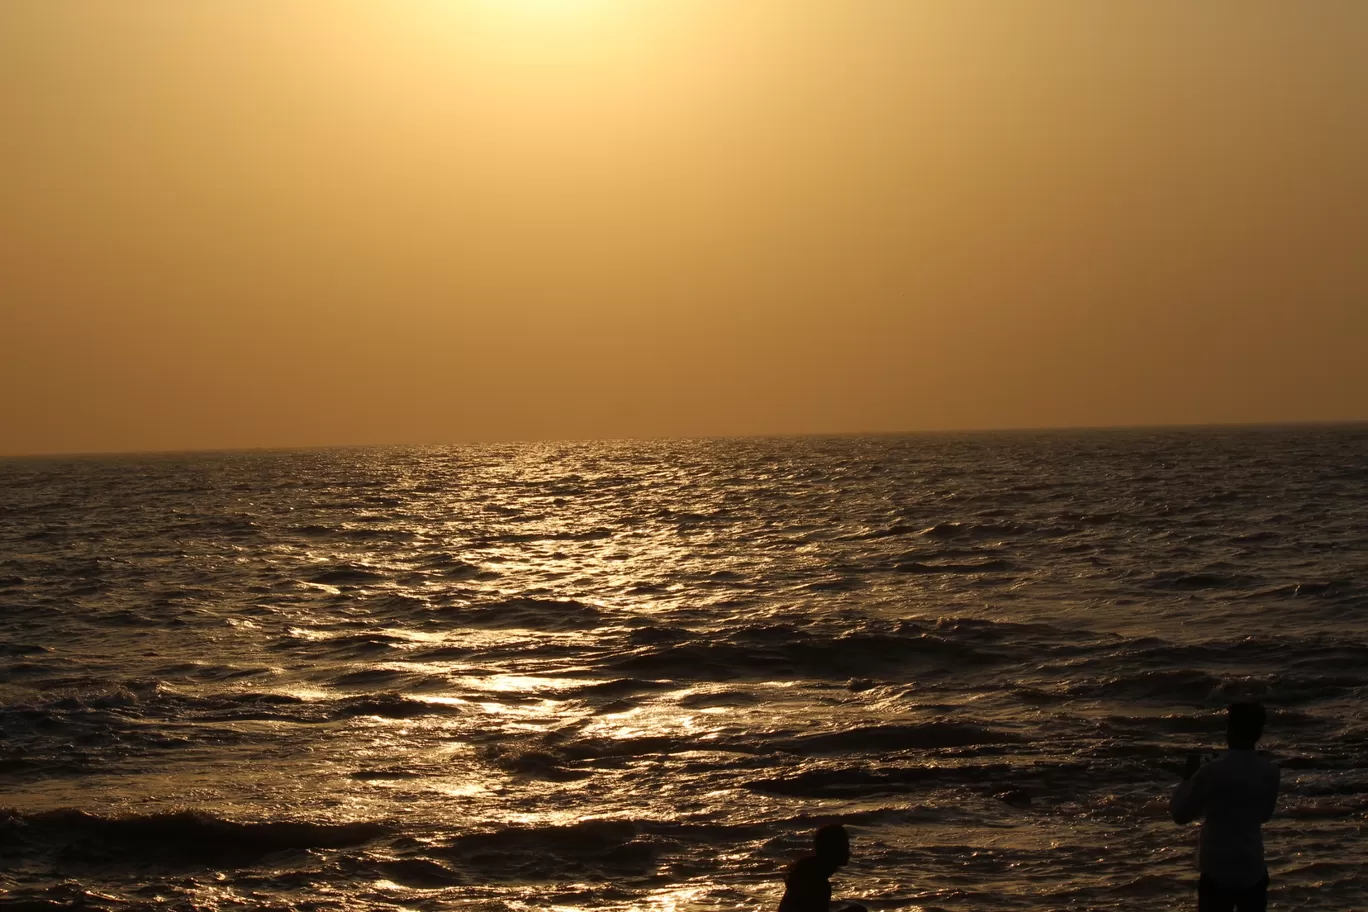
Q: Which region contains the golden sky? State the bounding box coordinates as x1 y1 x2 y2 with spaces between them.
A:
3 1 1366 455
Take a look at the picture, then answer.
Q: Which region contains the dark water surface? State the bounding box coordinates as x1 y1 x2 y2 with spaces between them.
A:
2 427 1366 910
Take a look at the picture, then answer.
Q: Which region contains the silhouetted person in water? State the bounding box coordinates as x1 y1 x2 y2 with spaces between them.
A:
1171 702 1280 912
778 824 866 912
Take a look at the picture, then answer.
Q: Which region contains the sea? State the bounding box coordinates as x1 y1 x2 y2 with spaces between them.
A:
2 425 1366 911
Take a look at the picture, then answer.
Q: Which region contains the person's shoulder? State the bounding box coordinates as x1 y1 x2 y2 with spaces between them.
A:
1220 750 1278 779
1234 749 1278 769
1197 751 1246 781
1193 754 1227 780
1213 750 1270 766
786 854 832 890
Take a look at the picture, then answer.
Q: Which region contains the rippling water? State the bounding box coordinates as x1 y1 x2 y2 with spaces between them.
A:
2 426 1366 911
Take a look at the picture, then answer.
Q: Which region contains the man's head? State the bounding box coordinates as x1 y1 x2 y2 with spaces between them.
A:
1227 702 1266 750
813 824 850 869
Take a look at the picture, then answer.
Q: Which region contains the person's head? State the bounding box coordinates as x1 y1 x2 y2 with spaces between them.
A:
1227 701 1266 750
813 824 850 869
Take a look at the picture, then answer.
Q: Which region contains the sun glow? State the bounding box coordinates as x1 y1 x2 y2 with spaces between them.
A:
446 0 631 33
486 0 598 14
390 0 649 70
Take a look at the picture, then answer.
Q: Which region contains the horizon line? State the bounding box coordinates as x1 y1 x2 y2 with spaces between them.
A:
3 417 1366 461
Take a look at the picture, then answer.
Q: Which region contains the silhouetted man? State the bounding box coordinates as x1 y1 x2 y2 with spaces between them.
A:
1171 702 1280 912
778 824 866 912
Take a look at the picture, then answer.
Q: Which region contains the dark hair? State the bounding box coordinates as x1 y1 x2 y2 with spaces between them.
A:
1227 702 1266 748
814 824 848 856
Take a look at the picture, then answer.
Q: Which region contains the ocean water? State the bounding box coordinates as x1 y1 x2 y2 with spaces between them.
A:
2 426 1366 912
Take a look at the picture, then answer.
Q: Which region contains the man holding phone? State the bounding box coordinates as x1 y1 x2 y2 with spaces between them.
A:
1171 702 1280 912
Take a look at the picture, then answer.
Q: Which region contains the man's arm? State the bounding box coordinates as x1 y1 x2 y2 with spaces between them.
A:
1259 763 1280 823
1171 763 1208 824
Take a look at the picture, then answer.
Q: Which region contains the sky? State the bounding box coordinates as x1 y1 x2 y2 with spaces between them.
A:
3 0 1366 455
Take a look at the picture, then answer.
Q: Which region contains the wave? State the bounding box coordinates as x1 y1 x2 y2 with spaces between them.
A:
678 689 761 709
443 597 605 632
745 761 1037 798
1057 637 1368 704
480 744 591 782
784 721 1019 754
0 808 386 865
802 575 867 592
1 641 49 655
1067 668 1224 703
564 678 675 699
917 521 1024 540
1279 795 1368 819
1239 580 1355 600
625 625 692 646
0 682 470 740
474 527 614 545
439 818 656 877
610 623 1004 680
1144 569 1260 591
333 693 463 720
451 814 637 853
295 633 410 658
409 553 489 579
891 559 1018 575
370 857 465 887
340 526 416 542
927 615 1090 645
328 667 429 688
506 718 1018 769
307 564 389 585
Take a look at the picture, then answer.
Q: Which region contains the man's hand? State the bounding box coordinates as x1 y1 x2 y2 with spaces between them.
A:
1184 751 1202 780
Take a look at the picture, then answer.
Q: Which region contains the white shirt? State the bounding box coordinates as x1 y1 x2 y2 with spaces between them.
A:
1171 749 1280 889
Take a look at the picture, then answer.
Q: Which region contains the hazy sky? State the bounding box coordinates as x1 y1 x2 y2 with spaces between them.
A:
3 1 1366 455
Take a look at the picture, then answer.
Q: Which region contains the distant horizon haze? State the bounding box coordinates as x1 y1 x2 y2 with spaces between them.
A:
4 1 1366 457
4 418 1367 461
